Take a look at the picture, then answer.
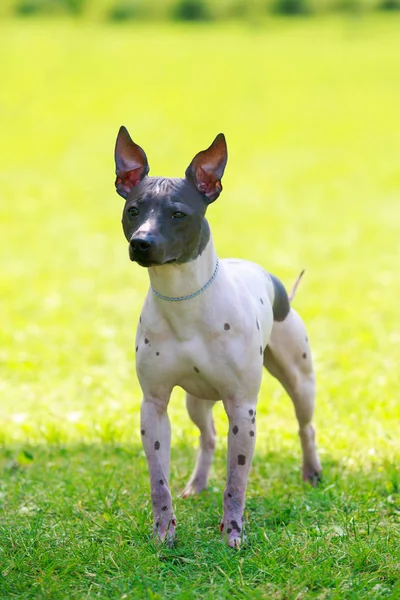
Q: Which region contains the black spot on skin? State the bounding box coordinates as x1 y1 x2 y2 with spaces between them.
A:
171 519 176 526
231 520 241 532
155 520 159 528
260 298 264 305
224 323 231 330
251 417 255 424
228 493 232 498
154 441 160 450
260 346 263 355
256 319 260 331
159 479 164 485
249 431 255 437
227 528 232 534
238 455 246 465
232 425 238 435
145 338 149 344
249 409 254 416
162 505 168 511
302 352 307 359
156 352 160 356
270 274 290 322
141 429 145 436
194 366 200 373
135 345 138 352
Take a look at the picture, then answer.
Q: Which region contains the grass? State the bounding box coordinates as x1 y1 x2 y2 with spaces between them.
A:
1 13 400 599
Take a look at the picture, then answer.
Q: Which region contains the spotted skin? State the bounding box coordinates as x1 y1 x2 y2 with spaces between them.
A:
263 310 321 484
220 399 257 547
140 395 176 544
114 128 321 547
269 274 290 322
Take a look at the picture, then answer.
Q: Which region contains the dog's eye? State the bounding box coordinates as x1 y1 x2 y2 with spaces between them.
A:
172 211 186 219
127 206 139 217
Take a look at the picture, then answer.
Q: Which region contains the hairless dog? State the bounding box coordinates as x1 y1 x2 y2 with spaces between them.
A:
114 127 322 547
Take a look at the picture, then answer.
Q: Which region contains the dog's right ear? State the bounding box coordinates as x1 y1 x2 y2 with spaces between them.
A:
114 126 149 198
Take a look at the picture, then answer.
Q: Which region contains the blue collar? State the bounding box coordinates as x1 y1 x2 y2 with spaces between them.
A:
151 258 220 302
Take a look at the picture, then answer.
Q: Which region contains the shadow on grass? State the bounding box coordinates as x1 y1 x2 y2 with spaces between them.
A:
0 442 399 599
1 441 399 533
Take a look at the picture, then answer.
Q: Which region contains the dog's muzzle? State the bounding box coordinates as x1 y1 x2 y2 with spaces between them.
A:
129 235 152 264
129 235 166 267
130 235 153 253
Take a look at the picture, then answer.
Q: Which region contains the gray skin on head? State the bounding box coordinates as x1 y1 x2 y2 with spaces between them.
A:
115 127 291 321
115 127 227 268
122 177 211 267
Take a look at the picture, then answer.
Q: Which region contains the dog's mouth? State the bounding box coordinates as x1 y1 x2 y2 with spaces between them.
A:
129 247 177 267
134 258 159 267
134 258 178 268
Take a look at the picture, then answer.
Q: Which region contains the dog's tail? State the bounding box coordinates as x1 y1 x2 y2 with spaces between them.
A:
289 269 305 302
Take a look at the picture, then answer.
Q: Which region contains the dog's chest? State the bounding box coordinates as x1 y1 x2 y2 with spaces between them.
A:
135 285 272 400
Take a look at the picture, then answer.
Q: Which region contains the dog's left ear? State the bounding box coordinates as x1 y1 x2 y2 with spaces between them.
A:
114 126 150 199
185 133 228 203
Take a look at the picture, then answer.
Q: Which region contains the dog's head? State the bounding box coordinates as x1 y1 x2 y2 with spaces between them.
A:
114 127 228 267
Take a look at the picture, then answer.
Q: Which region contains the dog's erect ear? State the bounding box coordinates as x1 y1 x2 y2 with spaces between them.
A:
185 133 228 203
114 126 149 198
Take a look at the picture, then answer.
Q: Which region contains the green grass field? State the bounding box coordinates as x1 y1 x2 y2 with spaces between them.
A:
1 14 400 599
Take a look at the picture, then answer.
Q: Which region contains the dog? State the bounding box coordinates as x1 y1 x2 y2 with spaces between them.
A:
114 127 322 547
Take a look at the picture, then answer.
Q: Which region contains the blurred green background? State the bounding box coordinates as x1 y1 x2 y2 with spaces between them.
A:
1 3 400 598
1 3 399 452
1 0 400 20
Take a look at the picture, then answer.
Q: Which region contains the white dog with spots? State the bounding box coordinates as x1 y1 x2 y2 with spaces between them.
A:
114 127 322 547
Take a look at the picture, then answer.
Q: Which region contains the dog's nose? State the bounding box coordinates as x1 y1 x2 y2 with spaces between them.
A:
130 236 153 252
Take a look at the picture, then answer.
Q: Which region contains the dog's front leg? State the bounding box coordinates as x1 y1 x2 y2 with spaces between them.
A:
140 395 176 545
221 397 257 548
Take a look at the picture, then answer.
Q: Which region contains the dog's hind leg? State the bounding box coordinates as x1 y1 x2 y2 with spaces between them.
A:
263 309 322 485
181 395 216 498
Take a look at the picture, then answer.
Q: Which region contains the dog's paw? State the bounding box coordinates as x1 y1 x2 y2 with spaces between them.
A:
180 476 207 498
303 467 322 487
227 535 246 549
220 518 246 549
153 514 176 546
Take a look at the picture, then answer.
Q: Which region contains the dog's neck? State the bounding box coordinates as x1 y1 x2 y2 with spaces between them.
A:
147 234 218 303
